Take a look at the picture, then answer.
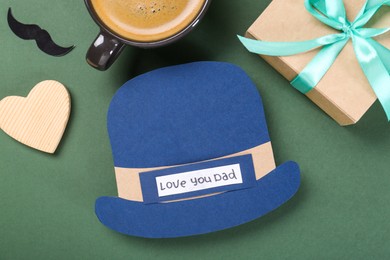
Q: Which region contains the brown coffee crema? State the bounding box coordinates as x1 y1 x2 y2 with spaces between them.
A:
90 0 206 42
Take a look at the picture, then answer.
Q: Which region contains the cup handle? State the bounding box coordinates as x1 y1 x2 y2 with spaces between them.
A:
86 31 125 71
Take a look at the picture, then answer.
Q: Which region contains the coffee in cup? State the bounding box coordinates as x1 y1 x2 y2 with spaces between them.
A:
90 0 207 42
85 0 211 70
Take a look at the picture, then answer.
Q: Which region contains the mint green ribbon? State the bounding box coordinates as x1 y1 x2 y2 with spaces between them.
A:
239 0 390 120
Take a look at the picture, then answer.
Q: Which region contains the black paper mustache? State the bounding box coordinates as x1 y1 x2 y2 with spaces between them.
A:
7 8 74 57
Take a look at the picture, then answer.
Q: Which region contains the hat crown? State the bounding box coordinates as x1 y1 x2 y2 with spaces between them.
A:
107 62 270 168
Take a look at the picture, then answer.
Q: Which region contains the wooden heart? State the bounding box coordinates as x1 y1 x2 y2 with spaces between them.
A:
0 80 71 153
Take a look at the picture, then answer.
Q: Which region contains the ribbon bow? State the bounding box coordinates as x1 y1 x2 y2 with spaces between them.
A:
239 0 390 120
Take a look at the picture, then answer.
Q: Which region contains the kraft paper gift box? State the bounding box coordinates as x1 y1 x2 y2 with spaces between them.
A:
245 0 390 125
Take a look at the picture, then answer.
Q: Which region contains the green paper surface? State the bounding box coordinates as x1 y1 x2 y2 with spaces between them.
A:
0 0 389 259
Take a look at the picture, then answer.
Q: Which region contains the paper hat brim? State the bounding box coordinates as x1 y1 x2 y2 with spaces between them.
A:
95 161 300 238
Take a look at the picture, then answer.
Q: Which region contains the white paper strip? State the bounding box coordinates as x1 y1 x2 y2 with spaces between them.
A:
156 164 243 197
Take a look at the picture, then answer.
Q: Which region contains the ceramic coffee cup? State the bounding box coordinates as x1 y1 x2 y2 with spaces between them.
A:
85 0 211 70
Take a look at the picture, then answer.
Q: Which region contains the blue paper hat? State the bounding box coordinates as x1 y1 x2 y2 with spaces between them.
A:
96 62 300 238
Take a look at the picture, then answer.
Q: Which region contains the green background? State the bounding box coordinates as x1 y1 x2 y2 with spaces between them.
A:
1 0 389 259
